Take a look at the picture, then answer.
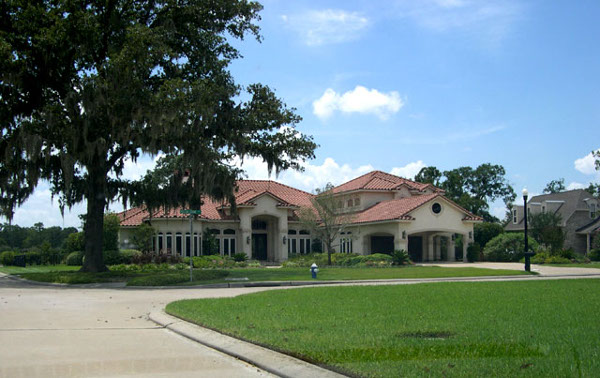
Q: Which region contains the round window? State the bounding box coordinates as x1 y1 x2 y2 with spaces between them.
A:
432 203 442 214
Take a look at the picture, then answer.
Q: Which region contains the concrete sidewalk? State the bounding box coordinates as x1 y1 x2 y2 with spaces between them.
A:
150 311 345 378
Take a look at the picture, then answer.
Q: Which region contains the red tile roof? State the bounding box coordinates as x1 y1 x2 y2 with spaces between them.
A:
331 170 441 194
118 172 479 226
118 180 315 225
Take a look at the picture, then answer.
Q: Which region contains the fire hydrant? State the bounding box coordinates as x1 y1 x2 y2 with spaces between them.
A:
310 263 319 279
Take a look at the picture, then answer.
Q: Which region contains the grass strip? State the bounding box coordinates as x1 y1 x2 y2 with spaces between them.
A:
167 279 600 377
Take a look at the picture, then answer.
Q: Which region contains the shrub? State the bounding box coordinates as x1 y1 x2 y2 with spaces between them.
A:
392 249 410 265
531 252 549 264
132 253 153 265
558 248 575 260
474 223 504 249
0 251 15 266
589 249 600 262
545 256 571 264
25 251 42 265
131 224 155 253
466 243 481 262
233 253 247 262
120 249 142 264
66 251 84 266
483 233 539 262
103 250 124 265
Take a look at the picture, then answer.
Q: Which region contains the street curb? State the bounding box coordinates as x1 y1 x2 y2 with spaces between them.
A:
149 310 347 378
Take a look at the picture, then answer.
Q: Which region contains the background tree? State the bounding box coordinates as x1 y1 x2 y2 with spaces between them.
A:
297 184 355 265
131 223 155 253
415 164 516 222
529 212 565 252
414 167 442 186
1 1 316 272
543 178 566 194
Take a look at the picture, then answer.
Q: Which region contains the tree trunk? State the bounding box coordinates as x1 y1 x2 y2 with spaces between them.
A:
80 164 108 272
326 241 332 265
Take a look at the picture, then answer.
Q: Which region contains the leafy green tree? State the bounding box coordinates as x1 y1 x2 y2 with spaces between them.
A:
414 167 442 186
202 229 220 256
131 223 155 253
543 178 566 194
1 1 315 272
529 212 565 252
65 232 85 253
415 164 515 222
298 184 356 265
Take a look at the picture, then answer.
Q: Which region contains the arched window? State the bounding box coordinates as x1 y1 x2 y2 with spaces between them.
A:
288 229 297 235
194 232 200 256
347 199 353 207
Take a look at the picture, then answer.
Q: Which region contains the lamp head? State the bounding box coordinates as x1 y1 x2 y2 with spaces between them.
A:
522 188 529 198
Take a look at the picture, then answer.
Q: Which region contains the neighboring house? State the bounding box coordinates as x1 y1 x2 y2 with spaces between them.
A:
118 170 482 263
505 189 599 254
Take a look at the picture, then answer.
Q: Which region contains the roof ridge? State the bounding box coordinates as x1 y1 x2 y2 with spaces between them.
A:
238 179 315 196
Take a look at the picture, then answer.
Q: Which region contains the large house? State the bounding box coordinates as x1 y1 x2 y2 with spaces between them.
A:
505 189 599 254
118 171 482 262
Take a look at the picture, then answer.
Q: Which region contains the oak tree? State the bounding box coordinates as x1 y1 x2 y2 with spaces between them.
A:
0 0 316 271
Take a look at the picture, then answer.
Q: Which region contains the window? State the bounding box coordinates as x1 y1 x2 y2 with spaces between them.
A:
542 205 546 213
158 233 164 252
432 203 442 214
194 233 200 256
185 233 191 257
347 199 353 207
354 198 360 206
223 229 236 256
512 209 517 224
591 203 597 219
175 233 182 255
166 233 172 253
340 232 353 253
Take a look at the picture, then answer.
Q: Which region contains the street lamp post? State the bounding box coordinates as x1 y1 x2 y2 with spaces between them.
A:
522 188 533 272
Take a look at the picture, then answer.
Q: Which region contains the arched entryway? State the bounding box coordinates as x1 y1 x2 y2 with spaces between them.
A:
250 215 280 262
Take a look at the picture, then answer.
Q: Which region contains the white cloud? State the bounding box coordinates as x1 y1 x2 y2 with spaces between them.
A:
390 160 426 179
567 182 586 190
282 9 369 46
233 156 374 192
313 86 403 120
574 150 599 176
394 0 524 45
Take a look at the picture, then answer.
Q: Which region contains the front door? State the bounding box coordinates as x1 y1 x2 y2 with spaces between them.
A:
408 236 423 262
252 234 267 260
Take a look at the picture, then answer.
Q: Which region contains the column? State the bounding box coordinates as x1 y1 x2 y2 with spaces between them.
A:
278 216 288 262
435 236 441 261
462 234 468 263
428 235 434 261
446 236 455 262
240 213 252 259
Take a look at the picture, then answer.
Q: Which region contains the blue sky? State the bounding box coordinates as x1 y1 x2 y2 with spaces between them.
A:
7 0 600 228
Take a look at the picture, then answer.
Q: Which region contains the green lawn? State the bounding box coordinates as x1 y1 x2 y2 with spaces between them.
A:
0 265 530 285
167 279 600 377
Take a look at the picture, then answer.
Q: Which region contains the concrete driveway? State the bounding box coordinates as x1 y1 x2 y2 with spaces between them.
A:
0 275 277 378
